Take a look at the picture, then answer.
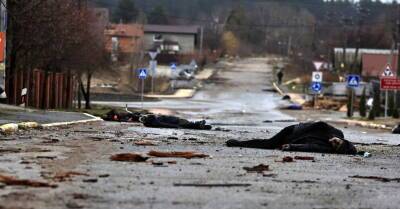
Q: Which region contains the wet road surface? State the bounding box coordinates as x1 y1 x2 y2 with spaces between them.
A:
1 58 399 209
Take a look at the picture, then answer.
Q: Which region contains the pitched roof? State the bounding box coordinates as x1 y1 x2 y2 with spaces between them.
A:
362 53 398 77
144 24 199 34
334 48 395 55
105 24 143 37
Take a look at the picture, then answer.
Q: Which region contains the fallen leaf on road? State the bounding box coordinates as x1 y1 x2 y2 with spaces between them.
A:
110 153 149 162
294 156 315 161
0 174 57 188
148 150 209 159
275 156 294 163
243 164 270 173
82 178 98 183
349 175 400 183
0 148 21 154
53 172 89 182
134 140 158 146
36 156 57 160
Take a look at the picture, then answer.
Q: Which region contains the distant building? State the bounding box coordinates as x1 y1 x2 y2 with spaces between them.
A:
333 48 395 70
362 53 398 78
104 24 144 63
143 25 200 55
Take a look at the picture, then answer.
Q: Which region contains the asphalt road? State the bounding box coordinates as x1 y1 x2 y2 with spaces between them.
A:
0 58 399 209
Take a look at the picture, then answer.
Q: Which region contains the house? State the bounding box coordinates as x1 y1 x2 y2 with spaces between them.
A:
333 48 394 70
362 53 398 78
104 24 144 63
143 25 200 55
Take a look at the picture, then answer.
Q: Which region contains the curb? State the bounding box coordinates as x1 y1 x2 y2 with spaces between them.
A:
1 113 103 134
42 113 103 127
325 118 393 131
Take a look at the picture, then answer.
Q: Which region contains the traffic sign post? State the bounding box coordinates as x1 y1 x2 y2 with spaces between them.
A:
313 61 324 71
138 68 147 109
149 60 157 94
311 70 323 109
346 75 361 118
148 52 158 95
312 71 323 83
170 63 177 92
380 65 395 118
311 82 322 108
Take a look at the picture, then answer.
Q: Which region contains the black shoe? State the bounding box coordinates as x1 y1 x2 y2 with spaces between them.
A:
226 139 242 147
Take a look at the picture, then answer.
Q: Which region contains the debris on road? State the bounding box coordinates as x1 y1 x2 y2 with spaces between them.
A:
18 122 42 130
36 156 57 160
275 156 294 163
263 173 277 177
53 172 90 182
134 140 158 146
110 153 149 162
82 178 98 183
148 150 209 159
349 175 400 183
173 183 252 187
243 164 270 173
0 174 57 188
363 152 372 158
0 123 19 135
294 156 315 161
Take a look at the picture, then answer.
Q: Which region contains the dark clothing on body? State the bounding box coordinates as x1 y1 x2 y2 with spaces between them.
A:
227 121 357 155
393 124 400 134
103 110 142 123
140 114 212 130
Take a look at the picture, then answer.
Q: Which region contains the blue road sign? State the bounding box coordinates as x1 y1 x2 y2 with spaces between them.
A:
347 74 360 88
138 68 147 79
311 82 322 92
170 63 177 71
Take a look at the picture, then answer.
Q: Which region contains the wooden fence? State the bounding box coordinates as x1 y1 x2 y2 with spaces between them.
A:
5 69 75 109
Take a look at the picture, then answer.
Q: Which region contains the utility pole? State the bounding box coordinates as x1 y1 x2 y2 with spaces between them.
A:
287 36 292 56
199 26 204 55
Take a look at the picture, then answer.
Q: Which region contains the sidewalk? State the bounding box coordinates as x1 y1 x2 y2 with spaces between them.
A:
273 83 398 130
0 104 102 126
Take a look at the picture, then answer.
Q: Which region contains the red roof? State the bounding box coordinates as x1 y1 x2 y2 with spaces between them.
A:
105 24 143 38
104 24 144 53
362 53 398 77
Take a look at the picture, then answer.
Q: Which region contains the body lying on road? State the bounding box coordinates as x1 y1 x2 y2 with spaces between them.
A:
226 121 357 155
103 110 142 122
139 114 212 130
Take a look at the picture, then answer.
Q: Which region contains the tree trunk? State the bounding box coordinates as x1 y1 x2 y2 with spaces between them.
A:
85 73 92 109
78 81 82 109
